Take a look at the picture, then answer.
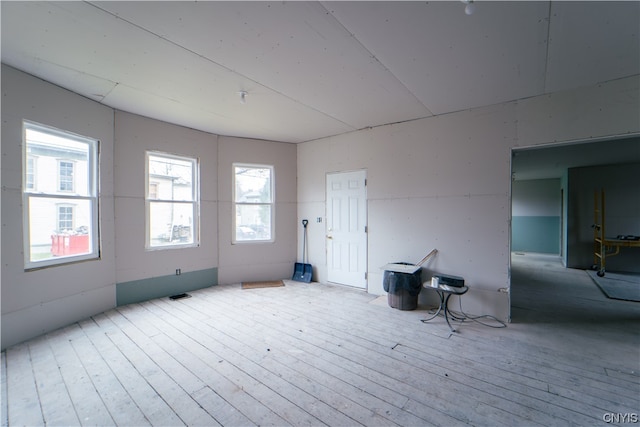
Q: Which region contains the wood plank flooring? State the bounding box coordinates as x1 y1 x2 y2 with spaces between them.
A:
2 253 639 426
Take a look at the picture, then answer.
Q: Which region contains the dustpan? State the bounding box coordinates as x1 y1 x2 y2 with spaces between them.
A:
292 220 312 282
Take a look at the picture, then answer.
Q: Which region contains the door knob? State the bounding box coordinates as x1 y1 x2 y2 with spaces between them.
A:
326 235 333 239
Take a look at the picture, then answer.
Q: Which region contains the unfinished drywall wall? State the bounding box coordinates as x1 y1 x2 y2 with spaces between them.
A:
515 76 640 147
512 179 561 254
297 75 639 322
299 103 515 320
217 136 297 284
1 67 297 348
113 111 219 303
567 162 640 273
1 65 116 349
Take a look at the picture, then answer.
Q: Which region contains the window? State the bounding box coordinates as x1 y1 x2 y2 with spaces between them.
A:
146 152 199 249
148 182 158 200
23 121 99 268
58 160 74 192
233 164 274 243
26 156 36 190
57 205 74 232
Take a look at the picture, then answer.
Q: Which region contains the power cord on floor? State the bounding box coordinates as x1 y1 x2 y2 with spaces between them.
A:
446 298 507 328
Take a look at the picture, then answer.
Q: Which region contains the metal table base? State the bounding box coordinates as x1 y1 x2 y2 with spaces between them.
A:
421 285 469 332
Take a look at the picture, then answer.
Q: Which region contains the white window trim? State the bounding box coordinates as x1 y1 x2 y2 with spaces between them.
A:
145 151 200 250
232 163 275 244
23 120 100 270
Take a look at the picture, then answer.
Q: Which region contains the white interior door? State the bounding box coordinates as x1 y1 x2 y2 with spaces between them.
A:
326 170 367 288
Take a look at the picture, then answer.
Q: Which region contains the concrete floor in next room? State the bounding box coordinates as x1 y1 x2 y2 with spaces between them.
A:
510 252 639 369
1 252 639 426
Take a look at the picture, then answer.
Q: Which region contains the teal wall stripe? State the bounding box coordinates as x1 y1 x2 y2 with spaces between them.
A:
512 216 560 254
116 268 218 306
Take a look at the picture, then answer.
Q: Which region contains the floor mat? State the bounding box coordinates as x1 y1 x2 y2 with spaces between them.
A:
241 280 285 289
587 270 640 302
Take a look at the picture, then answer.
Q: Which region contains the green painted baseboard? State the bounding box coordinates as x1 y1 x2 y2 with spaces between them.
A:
116 268 217 306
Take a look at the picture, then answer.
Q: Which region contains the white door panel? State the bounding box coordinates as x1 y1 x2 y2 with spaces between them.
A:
327 170 367 288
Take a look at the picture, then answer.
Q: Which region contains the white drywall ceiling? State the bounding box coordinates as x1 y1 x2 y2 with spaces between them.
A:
2 1 639 144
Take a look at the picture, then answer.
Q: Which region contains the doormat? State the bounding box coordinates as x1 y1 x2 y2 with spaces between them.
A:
241 280 285 289
587 270 640 302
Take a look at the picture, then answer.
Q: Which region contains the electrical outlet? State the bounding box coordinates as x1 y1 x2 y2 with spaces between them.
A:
176 268 181 276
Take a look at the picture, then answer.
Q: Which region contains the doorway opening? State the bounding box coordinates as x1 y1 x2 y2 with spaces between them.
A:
510 134 640 321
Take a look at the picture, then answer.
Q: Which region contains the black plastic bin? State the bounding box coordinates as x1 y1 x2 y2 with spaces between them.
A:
383 263 423 310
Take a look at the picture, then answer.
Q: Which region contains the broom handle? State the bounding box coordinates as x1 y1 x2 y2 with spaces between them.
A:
302 220 308 263
416 248 438 266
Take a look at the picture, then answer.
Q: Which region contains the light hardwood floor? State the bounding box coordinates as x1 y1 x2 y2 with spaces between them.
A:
2 253 639 426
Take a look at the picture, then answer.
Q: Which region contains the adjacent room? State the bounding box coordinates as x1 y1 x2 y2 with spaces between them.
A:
2 1 639 425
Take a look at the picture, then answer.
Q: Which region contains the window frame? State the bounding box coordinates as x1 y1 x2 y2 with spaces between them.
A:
145 150 200 250
232 163 275 244
22 120 100 270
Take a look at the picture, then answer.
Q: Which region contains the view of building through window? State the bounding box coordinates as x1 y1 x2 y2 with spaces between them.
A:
23 121 98 268
233 164 274 242
146 152 199 248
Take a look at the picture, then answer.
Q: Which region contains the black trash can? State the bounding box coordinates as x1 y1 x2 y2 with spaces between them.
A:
383 263 423 310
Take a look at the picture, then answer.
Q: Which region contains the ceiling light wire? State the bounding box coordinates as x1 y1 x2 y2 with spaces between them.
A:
238 90 248 104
